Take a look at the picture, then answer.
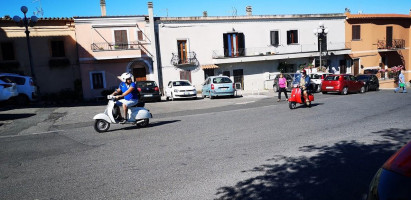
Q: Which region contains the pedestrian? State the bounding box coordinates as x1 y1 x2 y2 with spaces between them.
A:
394 68 407 93
277 73 288 102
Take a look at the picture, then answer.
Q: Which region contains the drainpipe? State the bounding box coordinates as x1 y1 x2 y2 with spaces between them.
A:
148 2 157 82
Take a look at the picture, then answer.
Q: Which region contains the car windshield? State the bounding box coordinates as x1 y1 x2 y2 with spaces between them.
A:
0 77 13 83
357 75 370 81
173 81 191 86
136 81 157 87
213 77 232 84
324 76 340 81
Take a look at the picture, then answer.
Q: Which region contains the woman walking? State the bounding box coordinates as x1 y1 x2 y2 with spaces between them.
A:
277 73 288 102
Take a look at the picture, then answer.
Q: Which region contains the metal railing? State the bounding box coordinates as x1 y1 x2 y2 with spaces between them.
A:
377 39 405 49
212 42 350 59
170 52 199 66
91 41 149 51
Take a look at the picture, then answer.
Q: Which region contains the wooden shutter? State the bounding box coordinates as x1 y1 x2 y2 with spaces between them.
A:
115 30 128 49
137 31 144 41
352 25 360 40
271 31 279 46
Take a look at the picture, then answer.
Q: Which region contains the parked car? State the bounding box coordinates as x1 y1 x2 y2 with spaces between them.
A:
165 80 197 101
321 74 366 95
202 76 235 99
309 72 332 92
0 73 38 104
273 73 295 92
367 141 411 200
356 74 379 92
0 79 18 102
135 81 161 102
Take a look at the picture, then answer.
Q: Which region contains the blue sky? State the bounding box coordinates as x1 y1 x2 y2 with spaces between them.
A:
1 0 410 18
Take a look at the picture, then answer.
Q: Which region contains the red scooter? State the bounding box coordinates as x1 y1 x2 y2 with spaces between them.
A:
288 86 314 109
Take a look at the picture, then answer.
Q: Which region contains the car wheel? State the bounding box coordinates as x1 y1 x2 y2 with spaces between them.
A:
210 94 214 99
137 119 149 128
166 96 169 101
94 119 110 133
360 86 365 93
202 93 205 98
289 102 296 109
365 86 369 92
341 87 348 95
316 85 321 93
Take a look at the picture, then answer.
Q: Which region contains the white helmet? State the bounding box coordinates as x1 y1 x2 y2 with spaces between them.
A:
120 72 134 82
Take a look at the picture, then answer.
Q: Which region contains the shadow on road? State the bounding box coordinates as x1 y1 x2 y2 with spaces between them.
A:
0 113 36 123
122 120 181 130
216 128 411 200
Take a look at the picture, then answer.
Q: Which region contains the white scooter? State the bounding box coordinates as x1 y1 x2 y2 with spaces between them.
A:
93 95 152 133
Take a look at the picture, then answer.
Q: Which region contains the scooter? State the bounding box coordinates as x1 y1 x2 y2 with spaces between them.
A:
93 95 152 133
288 86 314 109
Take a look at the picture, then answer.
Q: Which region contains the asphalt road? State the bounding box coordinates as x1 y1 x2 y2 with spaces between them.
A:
1 90 410 200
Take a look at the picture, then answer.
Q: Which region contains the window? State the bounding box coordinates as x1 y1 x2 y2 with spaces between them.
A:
114 30 128 49
270 31 279 46
1 42 15 60
287 30 298 44
51 41 65 57
89 71 105 89
177 40 188 64
137 30 144 41
352 25 361 40
223 33 245 57
179 70 192 83
213 77 232 84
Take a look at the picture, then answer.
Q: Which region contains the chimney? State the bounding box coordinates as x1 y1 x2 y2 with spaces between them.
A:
409 8 411 16
246 6 252 16
100 0 106 16
203 11 208 17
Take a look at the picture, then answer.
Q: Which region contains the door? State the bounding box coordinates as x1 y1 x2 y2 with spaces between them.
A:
133 67 146 81
177 40 188 64
353 59 360 76
233 69 244 90
339 60 347 74
386 27 393 49
114 30 128 49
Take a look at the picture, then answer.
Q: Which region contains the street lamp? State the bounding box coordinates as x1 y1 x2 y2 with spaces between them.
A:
13 6 38 83
313 22 328 69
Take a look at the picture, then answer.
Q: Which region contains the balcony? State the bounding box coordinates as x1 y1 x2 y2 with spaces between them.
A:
377 39 405 50
171 52 199 66
91 41 149 52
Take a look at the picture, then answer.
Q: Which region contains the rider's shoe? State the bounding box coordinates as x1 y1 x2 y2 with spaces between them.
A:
119 119 127 124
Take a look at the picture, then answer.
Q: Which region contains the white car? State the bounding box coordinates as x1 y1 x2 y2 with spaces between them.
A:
0 73 38 104
165 80 197 100
0 79 18 102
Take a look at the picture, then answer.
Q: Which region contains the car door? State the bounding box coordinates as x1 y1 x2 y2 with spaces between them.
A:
202 78 209 96
350 75 361 92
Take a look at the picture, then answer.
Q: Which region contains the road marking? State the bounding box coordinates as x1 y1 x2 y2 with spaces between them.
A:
236 101 255 105
0 130 65 139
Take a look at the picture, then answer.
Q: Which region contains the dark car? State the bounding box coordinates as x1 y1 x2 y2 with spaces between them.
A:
367 141 411 200
321 74 365 95
356 74 379 92
273 73 295 92
135 81 161 102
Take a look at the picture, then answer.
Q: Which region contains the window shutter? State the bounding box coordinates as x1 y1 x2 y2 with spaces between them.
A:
137 31 144 41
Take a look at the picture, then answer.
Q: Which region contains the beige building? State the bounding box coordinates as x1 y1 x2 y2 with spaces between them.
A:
345 12 411 88
0 16 80 95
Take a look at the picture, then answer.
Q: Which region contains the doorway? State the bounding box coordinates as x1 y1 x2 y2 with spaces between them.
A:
133 67 146 81
386 26 393 49
233 69 244 90
353 59 360 76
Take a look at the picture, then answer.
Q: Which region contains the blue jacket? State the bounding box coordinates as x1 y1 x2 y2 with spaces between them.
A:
301 75 311 89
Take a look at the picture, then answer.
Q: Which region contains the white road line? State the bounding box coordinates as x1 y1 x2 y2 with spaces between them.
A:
0 130 65 139
236 101 256 105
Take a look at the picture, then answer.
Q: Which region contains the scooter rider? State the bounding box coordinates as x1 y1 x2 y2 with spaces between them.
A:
299 69 311 106
111 72 139 123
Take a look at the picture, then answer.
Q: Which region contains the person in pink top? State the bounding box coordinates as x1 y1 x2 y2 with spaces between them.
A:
277 73 288 102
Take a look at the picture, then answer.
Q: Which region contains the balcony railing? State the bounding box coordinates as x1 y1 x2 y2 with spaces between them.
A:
377 39 405 49
91 41 149 51
170 52 199 66
212 42 350 59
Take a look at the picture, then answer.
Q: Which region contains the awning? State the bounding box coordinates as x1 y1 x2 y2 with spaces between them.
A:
201 64 219 69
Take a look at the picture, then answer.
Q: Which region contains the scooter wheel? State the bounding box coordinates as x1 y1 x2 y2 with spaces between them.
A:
289 102 296 109
137 119 149 128
94 119 110 133
307 102 312 108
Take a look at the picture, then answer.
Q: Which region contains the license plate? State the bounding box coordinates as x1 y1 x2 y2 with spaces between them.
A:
184 92 188 95
326 87 334 89
220 88 227 91
144 94 153 97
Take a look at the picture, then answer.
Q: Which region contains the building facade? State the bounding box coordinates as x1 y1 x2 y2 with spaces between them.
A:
345 12 411 88
0 17 80 95
154 10 351 92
